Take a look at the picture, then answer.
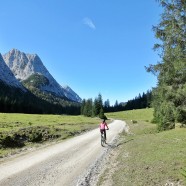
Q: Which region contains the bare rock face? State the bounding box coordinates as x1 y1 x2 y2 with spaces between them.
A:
62 85 82 103
3 49 81 102
0 52 26 91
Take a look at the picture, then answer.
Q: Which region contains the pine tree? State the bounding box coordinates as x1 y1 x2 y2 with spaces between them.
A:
81 99 86 115
99 108 106 119
146 0 186 130
93 94 103 117
85 99 93 117
104 99 110 108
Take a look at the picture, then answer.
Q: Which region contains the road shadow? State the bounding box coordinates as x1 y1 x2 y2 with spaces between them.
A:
105 139 134 149
116 139 134 147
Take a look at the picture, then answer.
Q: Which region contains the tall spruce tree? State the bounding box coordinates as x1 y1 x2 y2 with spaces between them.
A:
85 98 93 117
93 94 103 117
81 99 86 115
80 98 92 117
147 0 186 130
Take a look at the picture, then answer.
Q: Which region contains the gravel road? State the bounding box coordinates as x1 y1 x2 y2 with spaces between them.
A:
0 120 126 186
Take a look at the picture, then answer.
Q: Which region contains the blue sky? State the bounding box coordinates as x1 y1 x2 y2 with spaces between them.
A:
0 0 162 105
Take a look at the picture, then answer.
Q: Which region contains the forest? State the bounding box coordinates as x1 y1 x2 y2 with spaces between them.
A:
80 90 152 119
0 81 80 115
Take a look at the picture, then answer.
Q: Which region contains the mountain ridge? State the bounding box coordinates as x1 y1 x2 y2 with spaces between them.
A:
0 53 26 92
3 49 81 103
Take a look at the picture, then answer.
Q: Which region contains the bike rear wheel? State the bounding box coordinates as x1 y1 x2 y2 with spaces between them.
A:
101 134 105 146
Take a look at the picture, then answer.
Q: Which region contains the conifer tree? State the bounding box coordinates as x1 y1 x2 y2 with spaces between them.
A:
85 98 93 117
147 0 186 130
93 94 103 117
104 99 110 112
99 108 106 119
81 99 86 115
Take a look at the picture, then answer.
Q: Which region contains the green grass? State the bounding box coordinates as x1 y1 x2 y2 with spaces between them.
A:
0 113 99 128
0 113 101 132
98 108 186 186
0 113 101 157
106 108 154 122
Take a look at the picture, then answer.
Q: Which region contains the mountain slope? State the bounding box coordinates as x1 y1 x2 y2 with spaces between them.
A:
0 53 26 91
62 85 82 103
0 53 56 114
3 49 81 102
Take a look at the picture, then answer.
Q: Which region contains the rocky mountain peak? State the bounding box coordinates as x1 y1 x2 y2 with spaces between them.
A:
3 49 45 80
3 49 81 102
0 53 26 91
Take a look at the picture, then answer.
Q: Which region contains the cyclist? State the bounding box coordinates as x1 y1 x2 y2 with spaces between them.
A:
99 119 109 142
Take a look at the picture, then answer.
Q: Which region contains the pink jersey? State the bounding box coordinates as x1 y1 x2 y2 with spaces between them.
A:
100 122 108 130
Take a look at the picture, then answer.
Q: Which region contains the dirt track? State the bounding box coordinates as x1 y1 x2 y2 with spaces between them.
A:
0 120 126 186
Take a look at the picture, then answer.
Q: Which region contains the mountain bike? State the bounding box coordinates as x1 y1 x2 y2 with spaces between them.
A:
101 129 109 146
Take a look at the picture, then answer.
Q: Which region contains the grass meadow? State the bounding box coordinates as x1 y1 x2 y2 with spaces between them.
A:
0 113 101 157
98 108 186 186
0 113 100 132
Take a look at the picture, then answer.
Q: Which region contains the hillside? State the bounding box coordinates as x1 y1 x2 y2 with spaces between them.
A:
3 49 81 103
0 53 26 91
0 80 66 114
0 49 82 114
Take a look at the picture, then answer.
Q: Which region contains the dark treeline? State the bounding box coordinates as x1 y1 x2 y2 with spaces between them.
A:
104 90 152 113
81 94 106 119
81 90 152 118
0 81 80 115
0 77 152 116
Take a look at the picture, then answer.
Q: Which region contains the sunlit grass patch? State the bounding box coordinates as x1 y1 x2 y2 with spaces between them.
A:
106 108 154 122
99 108 186 186
112 125 186 185
0 113 101 157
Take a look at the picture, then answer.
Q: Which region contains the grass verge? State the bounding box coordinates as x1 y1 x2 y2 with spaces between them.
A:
98 108 186 186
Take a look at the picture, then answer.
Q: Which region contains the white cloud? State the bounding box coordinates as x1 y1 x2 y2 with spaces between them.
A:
83 17 96 30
